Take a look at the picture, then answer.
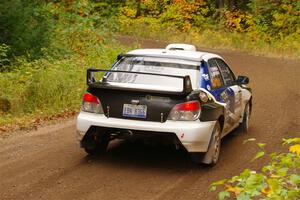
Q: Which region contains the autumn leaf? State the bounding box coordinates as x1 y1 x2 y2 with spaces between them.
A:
225 184 242 195
283 138 300 145
257 143 266 149
289 144 300 156
261 186 273 196
251 151 265 162
211 179 228 186
218 191 230 200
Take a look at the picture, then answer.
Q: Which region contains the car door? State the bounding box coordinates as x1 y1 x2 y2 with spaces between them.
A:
207 58 241 134
215 58 243 124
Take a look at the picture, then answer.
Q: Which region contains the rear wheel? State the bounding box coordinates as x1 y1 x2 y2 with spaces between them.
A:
84 135 109 155
201 121 222 166
239 103 250 133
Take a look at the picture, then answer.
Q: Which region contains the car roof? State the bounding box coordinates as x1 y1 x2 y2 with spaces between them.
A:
126 44 222 62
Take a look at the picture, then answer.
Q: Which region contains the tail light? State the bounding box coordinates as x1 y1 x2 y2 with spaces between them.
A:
168 101 201 121
81 93 103 114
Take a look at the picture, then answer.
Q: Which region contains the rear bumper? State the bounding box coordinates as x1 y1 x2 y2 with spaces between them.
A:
76 111 216 152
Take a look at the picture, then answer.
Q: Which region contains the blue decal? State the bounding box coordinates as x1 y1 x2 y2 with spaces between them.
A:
210 87 226 103
199 62 211 89
209 87 235 113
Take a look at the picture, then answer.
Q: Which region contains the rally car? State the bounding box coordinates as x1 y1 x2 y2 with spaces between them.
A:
76 44 252 165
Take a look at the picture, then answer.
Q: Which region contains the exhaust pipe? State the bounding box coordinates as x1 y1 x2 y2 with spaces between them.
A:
110 129 133 139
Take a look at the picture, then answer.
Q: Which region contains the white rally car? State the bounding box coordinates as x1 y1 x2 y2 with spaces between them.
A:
76 44 252 165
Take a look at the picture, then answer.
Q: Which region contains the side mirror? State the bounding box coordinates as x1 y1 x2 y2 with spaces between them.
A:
236 75 249 85
117 54 124 60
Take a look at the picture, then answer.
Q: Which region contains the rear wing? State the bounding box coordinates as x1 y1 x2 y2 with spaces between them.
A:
86 69 193 95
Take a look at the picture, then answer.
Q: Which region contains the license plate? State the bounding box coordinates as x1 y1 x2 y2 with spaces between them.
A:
123 104 147 119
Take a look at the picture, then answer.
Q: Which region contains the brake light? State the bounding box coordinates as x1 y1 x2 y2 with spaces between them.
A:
175 101 200 111
83 93 100 104
168 101 201 121
81 93 103 113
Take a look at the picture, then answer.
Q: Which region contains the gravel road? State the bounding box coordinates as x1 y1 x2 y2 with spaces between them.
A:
0 37 299 200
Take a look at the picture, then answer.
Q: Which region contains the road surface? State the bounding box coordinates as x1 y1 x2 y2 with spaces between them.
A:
0 37 299 200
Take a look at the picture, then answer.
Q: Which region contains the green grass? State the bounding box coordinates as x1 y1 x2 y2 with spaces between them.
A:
0 41 130 130
0 0 136 132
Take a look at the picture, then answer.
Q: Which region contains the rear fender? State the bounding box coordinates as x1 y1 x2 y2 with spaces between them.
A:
187 89 226 122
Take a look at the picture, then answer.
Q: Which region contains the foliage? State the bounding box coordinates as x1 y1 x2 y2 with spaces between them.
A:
115 0 300 59
0 0 130 130
0 44 128 129
120 0 210 31
210 138 300 200
0 0 55 60
116 0 300 35
0 44 10 70
248 0 300 38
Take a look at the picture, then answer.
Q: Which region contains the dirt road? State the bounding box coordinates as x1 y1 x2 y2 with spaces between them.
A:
1 38 299 200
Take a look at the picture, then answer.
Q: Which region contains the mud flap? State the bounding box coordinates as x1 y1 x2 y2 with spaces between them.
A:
201 137 215 164
202 121 220 165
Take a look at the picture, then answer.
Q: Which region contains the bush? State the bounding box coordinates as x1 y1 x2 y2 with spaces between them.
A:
0 0 131 129
0 44 10 71
210 138 300 200
115 0 300 59
0 41 128 127
0 0 54 60
248 0 300 39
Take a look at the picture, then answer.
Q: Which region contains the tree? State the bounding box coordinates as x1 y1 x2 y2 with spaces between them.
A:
0 0 54 60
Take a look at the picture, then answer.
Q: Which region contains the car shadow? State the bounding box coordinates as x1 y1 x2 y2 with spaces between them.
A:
80 128 247 172
81 139 206 171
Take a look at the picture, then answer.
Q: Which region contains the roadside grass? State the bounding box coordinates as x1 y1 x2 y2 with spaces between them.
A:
0 0 138 133
0 42 130 132
118 17 300 60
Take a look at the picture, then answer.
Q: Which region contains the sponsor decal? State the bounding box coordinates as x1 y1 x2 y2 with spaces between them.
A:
220 91 228 101
202 74 209 81
199 92 209 102
207 85 211 91
221 89 235 114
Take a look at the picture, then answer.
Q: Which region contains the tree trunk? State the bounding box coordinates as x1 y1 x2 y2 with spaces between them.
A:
228 0 236 11
135 0 141 18
213 0 224 19
217 0 225 9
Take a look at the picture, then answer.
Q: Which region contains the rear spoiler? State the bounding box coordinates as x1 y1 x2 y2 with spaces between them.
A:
86 69 193 95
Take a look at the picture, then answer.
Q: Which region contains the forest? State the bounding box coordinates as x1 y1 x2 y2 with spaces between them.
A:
1 2 300 199
0 0 299 129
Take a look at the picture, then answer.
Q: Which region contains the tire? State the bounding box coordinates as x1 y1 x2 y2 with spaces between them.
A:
84 136 109 155
239 103 250 133
201 121 222 166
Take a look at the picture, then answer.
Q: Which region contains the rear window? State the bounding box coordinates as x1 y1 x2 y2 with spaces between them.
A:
105 56 200 91
208 59 224 89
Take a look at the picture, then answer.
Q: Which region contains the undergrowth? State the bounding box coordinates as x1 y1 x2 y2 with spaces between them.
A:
118 16 300 59
0 1 131 131
0 44 128 130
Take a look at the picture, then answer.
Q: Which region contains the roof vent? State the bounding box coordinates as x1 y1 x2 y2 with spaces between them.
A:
166 44 196 51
